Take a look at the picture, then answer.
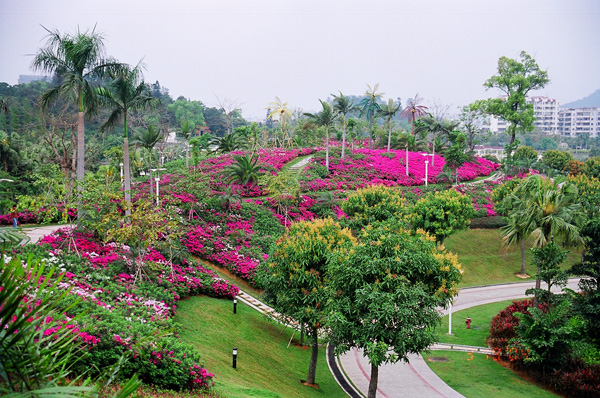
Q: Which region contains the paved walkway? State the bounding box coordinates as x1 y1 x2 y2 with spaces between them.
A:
18 224 71 244
336 278 581 398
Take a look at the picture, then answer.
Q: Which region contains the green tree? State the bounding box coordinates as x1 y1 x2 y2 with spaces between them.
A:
542 149 573 172
224 153 261 185
260 218 356 386
211 133 247 153
167 98 204 129
32 26 121 218
415 115 457 168
377 98 402 151
130 124 164 169
328 223 461 398
482 51 550 154
0 130 21 173
526 241 569 306
443 130 472 184
410 189 474 246
97 63 159 216
332 92 354 158
583 156 600 179
459 101 488 151
357 84 383 149
180 119 194 169
513 145 538 161
341 185 407 231
304 100 336 171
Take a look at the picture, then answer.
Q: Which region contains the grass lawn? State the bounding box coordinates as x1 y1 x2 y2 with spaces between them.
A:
445 228 582 287
174 296 346 398
422 351 560 398
436 300 515 347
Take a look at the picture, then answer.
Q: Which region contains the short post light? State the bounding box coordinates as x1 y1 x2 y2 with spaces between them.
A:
155 177 160 206
233 296 238 314
405 144 409 176
232 347 238 369
424 160 429 186
119 163 124 187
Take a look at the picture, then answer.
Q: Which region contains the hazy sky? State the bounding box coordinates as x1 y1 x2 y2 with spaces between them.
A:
1 0 599 120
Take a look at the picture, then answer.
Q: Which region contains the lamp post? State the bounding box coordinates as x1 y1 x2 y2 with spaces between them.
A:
119 163 124 187
405 144 409 176
233 297 238 314
149 168 166 203
424 160 429 186
232 347 238 369
155 177 160 206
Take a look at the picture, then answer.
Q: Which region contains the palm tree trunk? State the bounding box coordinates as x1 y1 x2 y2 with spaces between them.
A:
306 327 319 385
124 137 132 217
369 115 374 149
341 119 346 159
325 130 330 171
432 138 436 168
367 364 379 398
185 140 189 169
387 121 392 152
520 240 526 275
76 111 85 219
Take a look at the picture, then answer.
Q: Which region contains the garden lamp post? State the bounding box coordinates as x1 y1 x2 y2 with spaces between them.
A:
119 163 124 187
405 144 409 176
425 160 429 186
149 168 166 202
233 297 237 314
155 177 160 205
232 347 238 369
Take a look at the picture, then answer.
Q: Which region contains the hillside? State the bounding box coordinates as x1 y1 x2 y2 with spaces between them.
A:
561 89 600 108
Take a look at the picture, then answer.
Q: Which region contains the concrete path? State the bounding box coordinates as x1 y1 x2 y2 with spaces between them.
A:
336 278 581 398
19 224 71 244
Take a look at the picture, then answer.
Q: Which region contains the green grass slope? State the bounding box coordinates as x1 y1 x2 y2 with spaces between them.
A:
174 296 346 398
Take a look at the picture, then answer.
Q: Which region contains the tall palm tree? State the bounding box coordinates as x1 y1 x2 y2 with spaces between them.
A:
267 97 292 148
377 98 402 151
130 124 164 169
180 119 194 169
32 26 121 218
97 63 159 216
400 93 429 136
501 175 584 288
304 100 336 171
415 115 458 168
332 91 354 158
358 84 384 149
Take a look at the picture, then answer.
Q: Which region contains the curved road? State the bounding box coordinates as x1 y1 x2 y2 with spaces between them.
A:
335 278 581 398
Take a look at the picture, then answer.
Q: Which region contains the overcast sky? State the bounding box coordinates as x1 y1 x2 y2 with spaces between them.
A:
1 0 599 120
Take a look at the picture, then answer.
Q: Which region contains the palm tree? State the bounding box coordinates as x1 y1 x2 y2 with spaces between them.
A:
211 133 247 154
32 26 121 219
97 63 159 216
400 93 429 136
180 119 194 169
267 97 292 147
501 175 584 288
224 153 262 185
130 124 164 169
0 131 20 173
332 92 354 158
376 98 402 151
304 100 336 171
415 115 458 168
357 84 383 149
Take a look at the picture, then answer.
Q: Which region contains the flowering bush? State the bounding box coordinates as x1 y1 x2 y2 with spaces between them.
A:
0 204 76 225
487 299 533 356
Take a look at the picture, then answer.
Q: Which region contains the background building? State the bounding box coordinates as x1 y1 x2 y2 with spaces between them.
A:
489 96 559 135
558 107 600 138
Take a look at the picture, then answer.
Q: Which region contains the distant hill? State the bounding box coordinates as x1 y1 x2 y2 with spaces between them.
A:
561 89 600 108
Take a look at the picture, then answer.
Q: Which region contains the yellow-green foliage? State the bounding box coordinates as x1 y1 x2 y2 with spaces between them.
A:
492 177 525 215
411 189 474 244
569 174 600 212
342 185 407 229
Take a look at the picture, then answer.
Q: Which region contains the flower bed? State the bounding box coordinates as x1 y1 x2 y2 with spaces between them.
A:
21 227 242 391
0 204 77 225
299 149 499 192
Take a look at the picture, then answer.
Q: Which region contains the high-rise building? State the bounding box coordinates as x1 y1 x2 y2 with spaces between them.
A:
488 96 559 135
558 107 600 138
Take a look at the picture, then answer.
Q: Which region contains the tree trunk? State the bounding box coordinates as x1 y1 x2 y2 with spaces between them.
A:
533 277 541 308
387 121 392 152
76 111 85 219
367 363 379 398
325 130 329 171
369 115 373 149
306 327 319 385
520 240 526 275
123 137 132 217
432 138 436 168
185 140 189 169
341 119 346 159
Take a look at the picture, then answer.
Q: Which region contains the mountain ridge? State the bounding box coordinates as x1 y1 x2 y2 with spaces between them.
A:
561 89 600 108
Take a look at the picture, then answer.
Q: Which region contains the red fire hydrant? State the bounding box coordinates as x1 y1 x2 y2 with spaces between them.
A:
466 317 472 329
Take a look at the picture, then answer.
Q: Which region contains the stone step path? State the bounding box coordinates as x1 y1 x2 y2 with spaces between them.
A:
237 290 299 329
279 155 312 179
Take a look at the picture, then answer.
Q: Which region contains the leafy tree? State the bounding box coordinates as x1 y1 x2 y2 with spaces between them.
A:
304 100 336 170
569 218 600 343
328 223 461 398
224 153 261 185
0 130 21 173
415 115 457 168
442 130 471 184
514 145 538 161
211 133 247 153
32 26 121 218
332 91 354 158
410 189 474 246
346 118 358 150
542 149 573 172
260 218 356 386
540 136 558 151
341 185 407 231
583 156 600 179
97 63 159 216
526 241 569 306
482 51 550 154
376 98 402 151
357 84 383 149
167 98 204 129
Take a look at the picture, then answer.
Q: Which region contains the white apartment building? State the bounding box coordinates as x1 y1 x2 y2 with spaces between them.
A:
558 107 600 138
488 96 560 135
